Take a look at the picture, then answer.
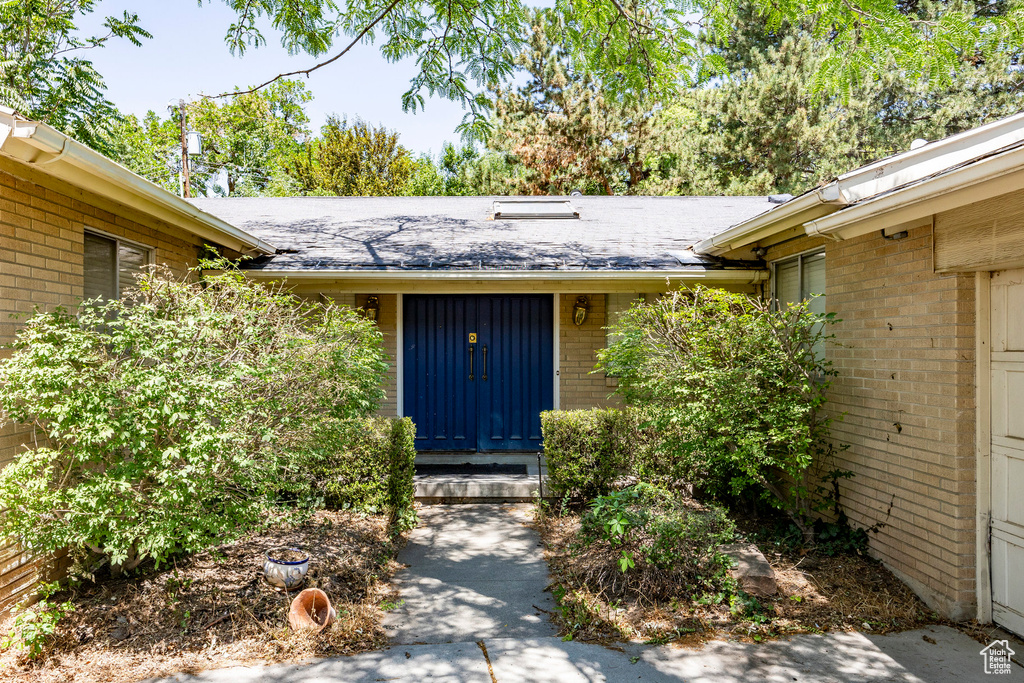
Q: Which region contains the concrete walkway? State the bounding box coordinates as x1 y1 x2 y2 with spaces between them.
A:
384 503 557 644
151 504 1020 682
152 625 1011 682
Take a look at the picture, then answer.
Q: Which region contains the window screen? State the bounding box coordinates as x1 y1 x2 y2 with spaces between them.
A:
118 242 149 297
773 251 825 307
773 251 827 359
802 253 826 315
83 232 117 301
83 231 151 302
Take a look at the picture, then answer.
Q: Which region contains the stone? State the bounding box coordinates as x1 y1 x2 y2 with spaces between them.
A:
720 542 777 597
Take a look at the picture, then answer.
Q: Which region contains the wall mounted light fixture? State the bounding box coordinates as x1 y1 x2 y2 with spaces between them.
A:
573 296 589 326
881 229 909 241
364 295 380 322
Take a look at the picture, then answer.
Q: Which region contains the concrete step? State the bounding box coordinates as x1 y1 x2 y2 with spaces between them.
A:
415 452 546 475
414 473 551 503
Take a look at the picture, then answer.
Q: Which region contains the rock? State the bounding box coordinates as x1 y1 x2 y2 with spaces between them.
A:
720 542 778 597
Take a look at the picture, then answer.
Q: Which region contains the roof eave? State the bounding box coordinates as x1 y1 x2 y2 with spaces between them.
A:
697 111 1024 256
693 186 844 256
805 144 1024 240
0 108 275 256
237 268 769 284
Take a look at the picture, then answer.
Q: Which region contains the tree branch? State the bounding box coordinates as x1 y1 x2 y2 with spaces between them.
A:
208 0 405 99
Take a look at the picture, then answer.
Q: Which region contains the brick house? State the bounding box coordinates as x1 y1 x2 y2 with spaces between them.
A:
188 196 772 454
4 100 1024 636
0 106 275 608
694 112 1024 633
0 105 774 608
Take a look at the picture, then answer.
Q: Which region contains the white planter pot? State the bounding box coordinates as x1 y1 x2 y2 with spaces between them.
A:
263 547 309 590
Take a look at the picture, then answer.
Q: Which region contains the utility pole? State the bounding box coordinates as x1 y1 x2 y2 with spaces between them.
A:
178 99 191 199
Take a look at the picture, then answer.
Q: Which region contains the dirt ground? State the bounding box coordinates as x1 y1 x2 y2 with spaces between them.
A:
537 511 942 647
0 510 405 683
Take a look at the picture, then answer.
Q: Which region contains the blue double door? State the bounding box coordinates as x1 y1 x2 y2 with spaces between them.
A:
403 294 554 451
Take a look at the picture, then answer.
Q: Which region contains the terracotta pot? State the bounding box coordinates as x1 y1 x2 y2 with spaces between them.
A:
288 588 336 631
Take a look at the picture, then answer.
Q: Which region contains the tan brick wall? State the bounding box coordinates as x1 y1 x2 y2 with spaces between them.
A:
0 161 212 612
766 227 977 619
355 294 398 417
558 294 620 410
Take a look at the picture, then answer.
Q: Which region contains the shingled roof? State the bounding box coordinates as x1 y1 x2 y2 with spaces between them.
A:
188 195 773 272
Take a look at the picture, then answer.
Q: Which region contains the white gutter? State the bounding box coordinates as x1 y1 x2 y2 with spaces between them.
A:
693 185 843 256
806 143 1024 240
240 268 769 284
0 108 275 256
695 111 1024 256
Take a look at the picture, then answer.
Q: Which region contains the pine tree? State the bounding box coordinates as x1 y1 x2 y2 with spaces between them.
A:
644 1 1024 195
488 9 663 195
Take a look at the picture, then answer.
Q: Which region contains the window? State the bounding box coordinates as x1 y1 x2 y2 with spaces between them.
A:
83 231 152 301
606 292 648 348
772 250 826 358
772 251 825 313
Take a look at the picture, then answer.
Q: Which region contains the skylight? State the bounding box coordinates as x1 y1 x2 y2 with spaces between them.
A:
492 200 579 220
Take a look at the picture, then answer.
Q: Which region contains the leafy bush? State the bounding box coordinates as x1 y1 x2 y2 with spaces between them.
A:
2 582 74 660
541 409 628 503
0 260 389 573
303 416 417 532
571 484 736 600
598 286 837 540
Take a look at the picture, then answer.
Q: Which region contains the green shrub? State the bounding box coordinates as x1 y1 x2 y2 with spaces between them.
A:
572 484 736 600
541 409 627 502
598 285 837 540
541 407 667 505
0 259 389 573
304 416 417 532
386 417 417 531
1 582 74 660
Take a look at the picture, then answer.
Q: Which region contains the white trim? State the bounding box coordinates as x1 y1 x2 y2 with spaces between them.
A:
396 294 404 418
976 271 994 624
240 269 769 283
553 292 560 410
805 146 1024 241
694 187 844 256
696 112 1024 256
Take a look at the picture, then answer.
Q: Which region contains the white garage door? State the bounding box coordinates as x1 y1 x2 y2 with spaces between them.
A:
990 268 1024 635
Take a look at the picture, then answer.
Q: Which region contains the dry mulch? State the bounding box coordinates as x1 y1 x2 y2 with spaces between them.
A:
0 510 405 683
537 510 942 647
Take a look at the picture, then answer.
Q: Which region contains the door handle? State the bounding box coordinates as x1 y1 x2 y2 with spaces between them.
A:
469 344 475 381
482 345 488 381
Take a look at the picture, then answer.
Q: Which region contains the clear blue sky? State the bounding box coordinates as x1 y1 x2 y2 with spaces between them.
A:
79 1 475 155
